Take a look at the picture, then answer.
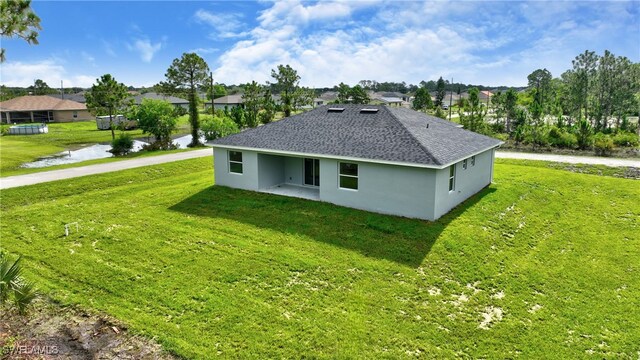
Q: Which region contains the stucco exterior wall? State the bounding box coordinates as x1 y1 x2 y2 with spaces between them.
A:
319 159 437 220
433 149 494 219
213 147 497 221
213 148 259 191
284 157 303 185
257 154 285 189
53 110 92 122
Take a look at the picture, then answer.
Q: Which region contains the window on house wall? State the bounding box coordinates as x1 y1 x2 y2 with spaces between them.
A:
339 162 358 190
229 151 243 174
448 165 456 192
463 159 468 170
73 111 78 118
471 155 476 166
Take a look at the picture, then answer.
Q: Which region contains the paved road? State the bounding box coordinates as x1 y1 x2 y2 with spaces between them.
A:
495 151 640 168
1 149 638 190
0 149 212 190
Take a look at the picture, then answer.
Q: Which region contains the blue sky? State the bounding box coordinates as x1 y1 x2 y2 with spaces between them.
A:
2 0 638 89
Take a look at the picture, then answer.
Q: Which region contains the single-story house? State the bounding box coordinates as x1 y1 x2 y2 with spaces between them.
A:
133 92 189 110
319 91 338 103
211 104 503 221
0 95 91 123
206 94 244 111
48 92 87 103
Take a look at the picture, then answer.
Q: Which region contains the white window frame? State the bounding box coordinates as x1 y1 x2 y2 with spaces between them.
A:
228 150 243 174
73 111 78 118
462 159 468 170
448 165 456 192
338 162 358 191
471 155 476 166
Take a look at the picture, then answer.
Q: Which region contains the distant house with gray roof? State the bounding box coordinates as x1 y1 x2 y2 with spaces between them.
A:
206 94 244 110
48 92 87 103
133 92 189 109
211 104 502 220
371 92 410 107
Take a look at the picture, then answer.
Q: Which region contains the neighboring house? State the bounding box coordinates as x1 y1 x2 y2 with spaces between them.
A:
0 95 91 123
479 90 493 102
372 92 410 107
133 92 189 110
207 94 244 110
319 91 338 104
48 92 87 103
211 104 502 221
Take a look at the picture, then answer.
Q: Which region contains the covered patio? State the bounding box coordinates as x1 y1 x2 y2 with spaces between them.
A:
261 183 320 200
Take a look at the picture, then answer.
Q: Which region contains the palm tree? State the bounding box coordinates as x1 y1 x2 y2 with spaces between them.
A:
0 253 37 314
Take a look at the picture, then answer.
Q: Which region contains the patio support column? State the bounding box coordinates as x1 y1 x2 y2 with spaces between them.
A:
30 111 34 123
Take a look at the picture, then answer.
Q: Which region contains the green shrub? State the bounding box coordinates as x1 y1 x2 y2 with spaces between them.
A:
593 133 614 156
612 132 639 147
493 133 509 142
531 126 549 147
173 106 188 117
201 115 240 141
548 126 577 148
575 120 593 150
135 99 178 145
141 139 177 151
513 125 526 144
110 133 134 156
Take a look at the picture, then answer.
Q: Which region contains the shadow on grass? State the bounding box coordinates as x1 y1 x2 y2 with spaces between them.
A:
169 186 495 267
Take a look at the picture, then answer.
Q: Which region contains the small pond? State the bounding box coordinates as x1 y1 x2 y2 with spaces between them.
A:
21 135 207 169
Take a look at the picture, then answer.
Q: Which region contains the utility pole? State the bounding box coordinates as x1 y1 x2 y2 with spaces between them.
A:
448 77 453 121
210 72 214 115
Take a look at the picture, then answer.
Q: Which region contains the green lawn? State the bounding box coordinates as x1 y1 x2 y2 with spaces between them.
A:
0 119 192 176
1 159 638 358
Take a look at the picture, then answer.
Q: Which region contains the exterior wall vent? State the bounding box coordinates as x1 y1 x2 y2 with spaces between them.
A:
360 108 379 113
328 107 345 113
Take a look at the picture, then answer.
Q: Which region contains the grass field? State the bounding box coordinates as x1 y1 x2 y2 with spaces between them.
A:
1 159 638 358
0 119 192 177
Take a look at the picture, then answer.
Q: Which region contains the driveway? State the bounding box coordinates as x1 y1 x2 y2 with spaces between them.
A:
0 149 212 190
1 149 638 190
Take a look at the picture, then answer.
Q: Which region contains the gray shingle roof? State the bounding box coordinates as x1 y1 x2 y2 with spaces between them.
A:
212 104 502 167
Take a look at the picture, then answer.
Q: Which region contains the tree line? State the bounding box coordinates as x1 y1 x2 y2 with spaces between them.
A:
411 50 640 155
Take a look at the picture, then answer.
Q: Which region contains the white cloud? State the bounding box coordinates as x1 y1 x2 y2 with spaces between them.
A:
0 59 96 88
127 38 162 62
206 0 639 88
189 47 219 55
194 9 249 39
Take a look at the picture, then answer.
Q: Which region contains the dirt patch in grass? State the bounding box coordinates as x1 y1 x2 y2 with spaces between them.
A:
0 299 176 359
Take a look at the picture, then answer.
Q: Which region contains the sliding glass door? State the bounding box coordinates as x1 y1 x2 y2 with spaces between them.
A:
304 158 320 186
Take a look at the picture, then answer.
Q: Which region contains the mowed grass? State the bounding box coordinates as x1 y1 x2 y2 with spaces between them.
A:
1 159 638 358
0 119 192 176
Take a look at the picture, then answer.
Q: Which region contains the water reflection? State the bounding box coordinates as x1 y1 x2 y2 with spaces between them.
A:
21 135 207 169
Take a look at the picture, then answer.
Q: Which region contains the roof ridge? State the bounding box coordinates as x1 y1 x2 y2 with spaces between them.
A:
383 107 442 166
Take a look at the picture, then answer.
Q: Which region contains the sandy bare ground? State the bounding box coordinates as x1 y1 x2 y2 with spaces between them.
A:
0 299 177 359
